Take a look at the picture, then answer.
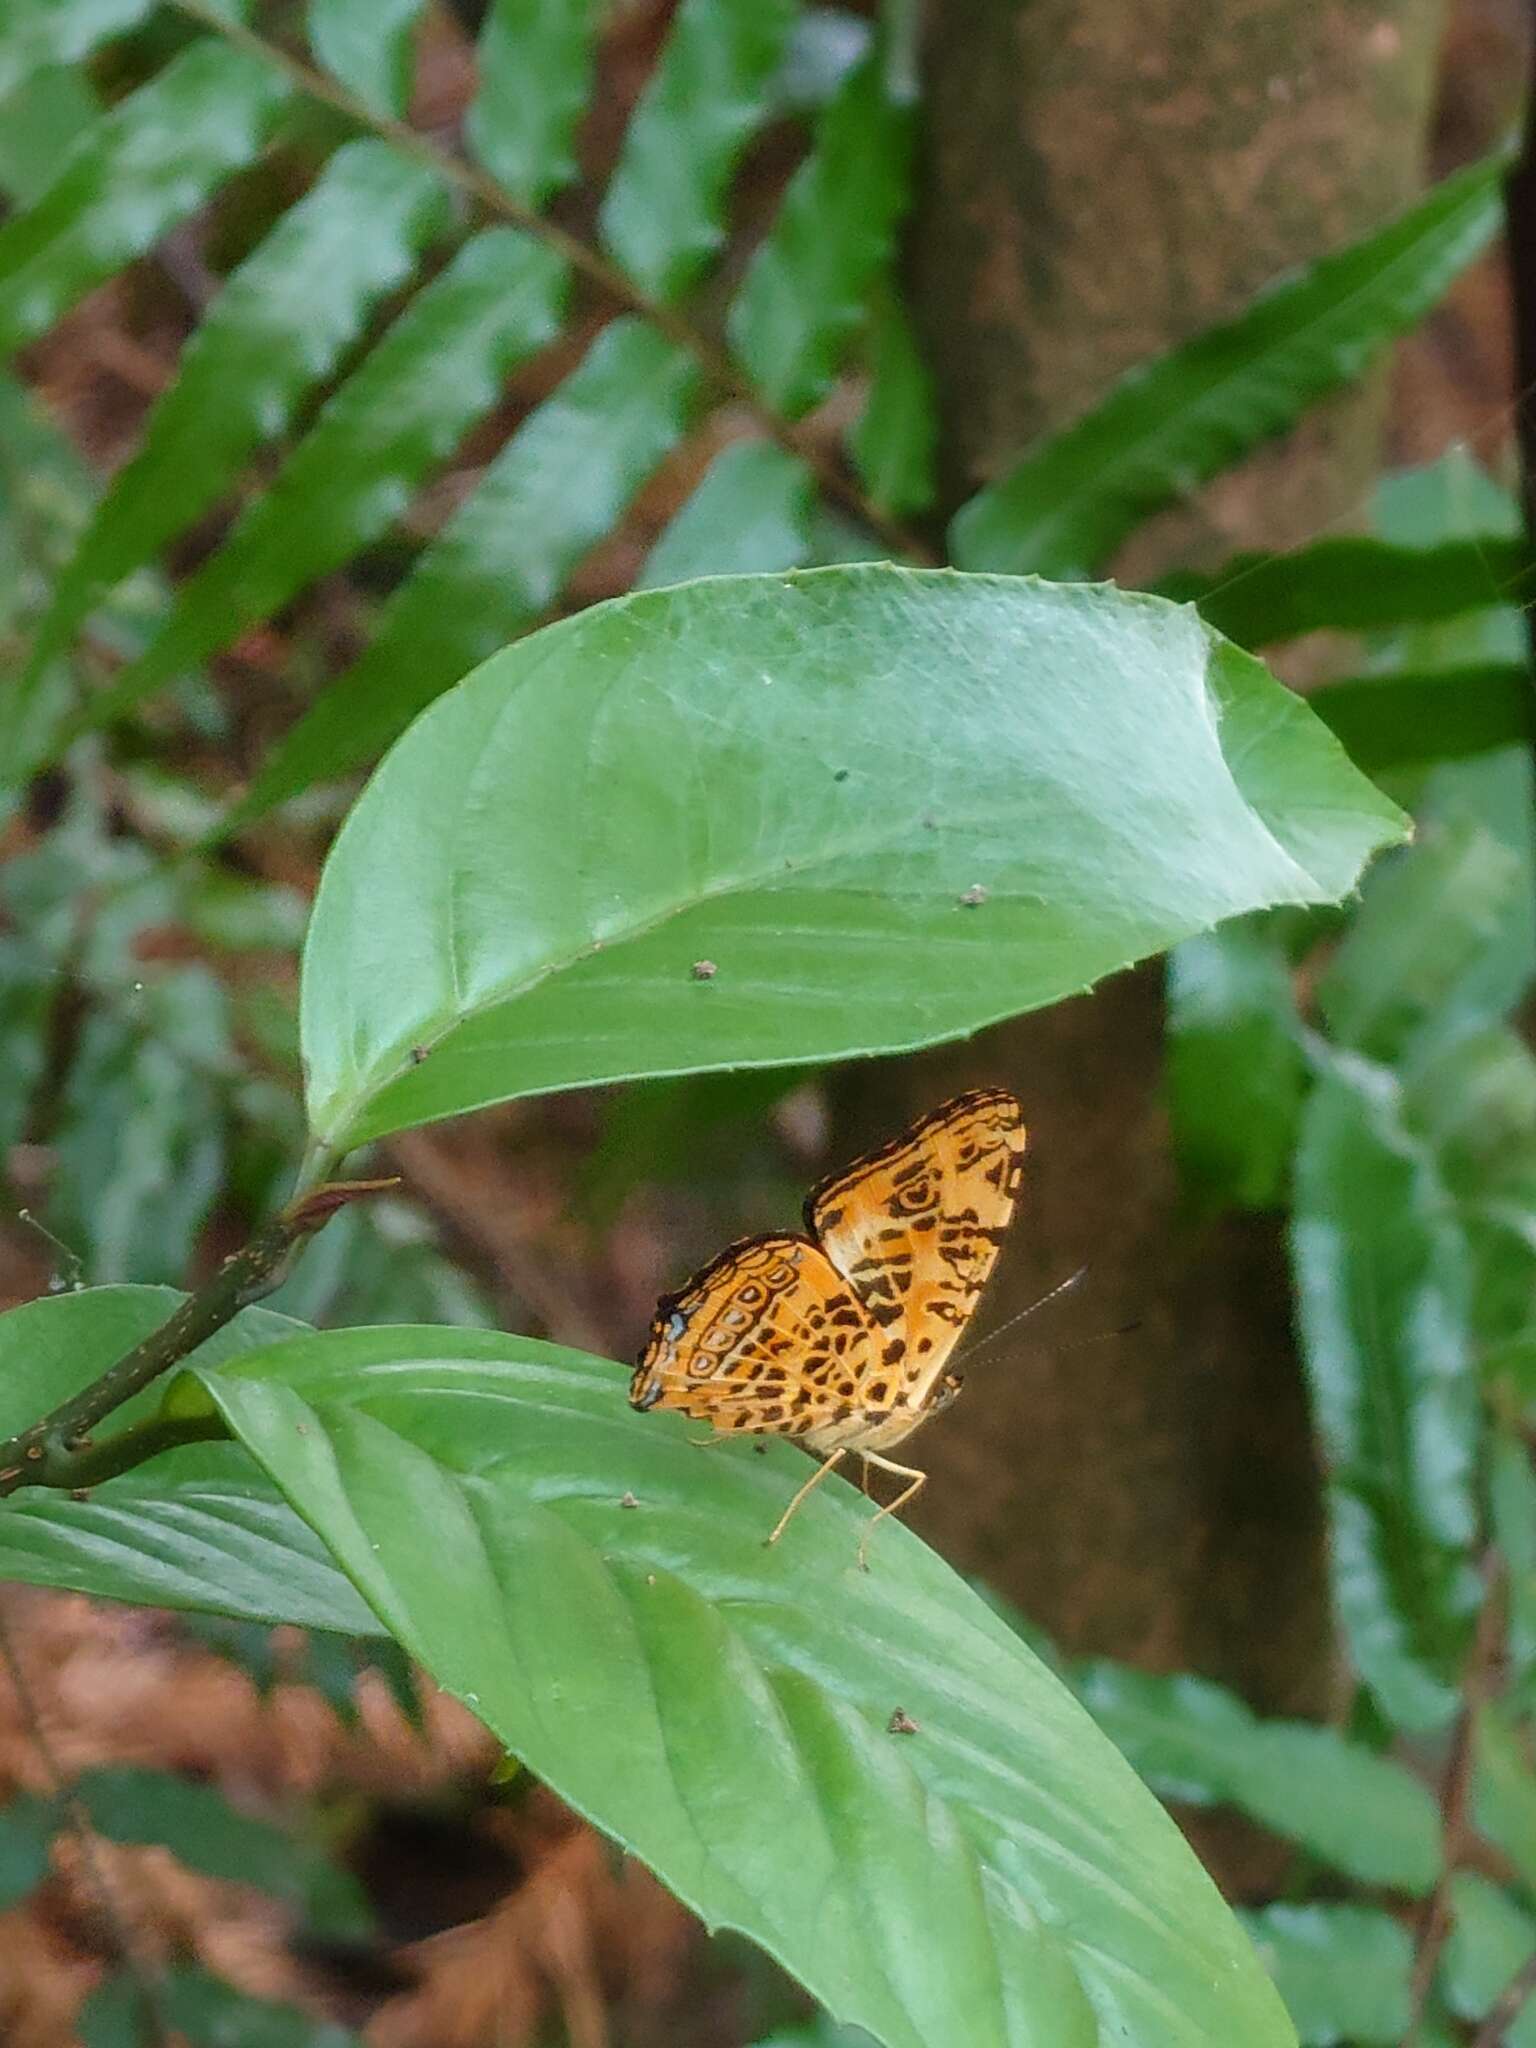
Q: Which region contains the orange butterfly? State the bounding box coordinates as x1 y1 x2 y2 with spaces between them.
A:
631 1087 1026 1564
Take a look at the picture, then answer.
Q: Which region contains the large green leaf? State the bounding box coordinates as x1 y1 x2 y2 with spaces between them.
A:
19 140 449 694
1076 1660 1439 1892
1290 1057 1482 1731
180 1322 1297 2048
951 152 1508 576
600 0 800 302
0 38 291 356
298 566 1406 1160
0 1288 375 1634
218 317 692 832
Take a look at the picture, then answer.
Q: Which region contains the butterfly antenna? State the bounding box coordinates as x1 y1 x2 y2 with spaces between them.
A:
961 1263 1090 1366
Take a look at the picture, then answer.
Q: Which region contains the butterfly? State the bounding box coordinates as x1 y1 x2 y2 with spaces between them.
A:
631 1087 1026 1565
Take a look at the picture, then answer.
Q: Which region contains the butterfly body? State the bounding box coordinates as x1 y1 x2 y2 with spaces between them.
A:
631 1087 1025 1559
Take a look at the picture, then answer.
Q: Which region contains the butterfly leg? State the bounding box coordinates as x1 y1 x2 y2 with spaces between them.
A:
855 1453 927 1570
766 1448 848 1548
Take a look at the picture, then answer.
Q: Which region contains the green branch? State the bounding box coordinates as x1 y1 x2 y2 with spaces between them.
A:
0 1179 395 1497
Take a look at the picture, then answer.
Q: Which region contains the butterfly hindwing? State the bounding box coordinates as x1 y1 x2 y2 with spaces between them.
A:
631 1233 881 1435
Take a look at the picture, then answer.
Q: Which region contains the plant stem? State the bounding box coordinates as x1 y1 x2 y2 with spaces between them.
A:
39 1413 233 1492
0 1179 395 1497
164 0 938 568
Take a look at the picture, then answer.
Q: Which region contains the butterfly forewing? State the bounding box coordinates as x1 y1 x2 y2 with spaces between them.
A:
807 1087 1026 1412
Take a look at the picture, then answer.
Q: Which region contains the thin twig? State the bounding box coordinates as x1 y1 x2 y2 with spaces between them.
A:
1471 1947 1536 2047
165 0 938 566
0 1179 395 1496
0 1609 171 2046
1404 1554 1508 2047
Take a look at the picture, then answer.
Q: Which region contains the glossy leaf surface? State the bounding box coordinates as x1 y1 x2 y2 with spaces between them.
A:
0 1288 374 1633
184 1322 1299 2048
222 317 693 831
299 566 1406 1158
729 58 909 418
61 228 567 754
600 0 799 301
638 440 816 586
0 39 290 356
20 141 449 691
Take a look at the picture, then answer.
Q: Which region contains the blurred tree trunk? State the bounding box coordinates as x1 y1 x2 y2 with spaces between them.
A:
836 0 1446 1720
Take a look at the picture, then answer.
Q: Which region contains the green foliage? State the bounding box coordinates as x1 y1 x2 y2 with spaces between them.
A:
1165 919 1306 1214
298 566 1403 1161
1444 1875 1536 2045
1240 1905 1412 2047
638 440 817 587
76 1763 371 1933
0 1289 373 1630
0 4 1532 2042
1076 1659 1439 1892
599 0 800 302
949 150 1509 576
0 1790 56 1909
80 1964 358 2048
174 1322 1296 2048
